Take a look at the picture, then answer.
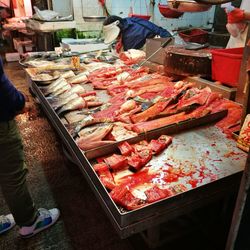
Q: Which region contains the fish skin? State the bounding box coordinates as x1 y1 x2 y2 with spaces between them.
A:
58 85 86 99
77 140 114 151
43 77 69 96
76 123 114 150
52 84 71 97
51 93 79 110
57 97 86 116
61 70 75 79
68 72 89 84
46 77 67 91
78 123 113 139
70 116 113 137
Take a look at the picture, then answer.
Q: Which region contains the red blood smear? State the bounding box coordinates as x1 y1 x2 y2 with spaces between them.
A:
164 173 179 183
189 179 198 188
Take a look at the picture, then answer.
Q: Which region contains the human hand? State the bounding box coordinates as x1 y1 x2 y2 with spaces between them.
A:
227 8 245 24
18 102 38 120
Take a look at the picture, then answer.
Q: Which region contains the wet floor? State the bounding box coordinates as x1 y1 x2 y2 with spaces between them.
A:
0 62 234 250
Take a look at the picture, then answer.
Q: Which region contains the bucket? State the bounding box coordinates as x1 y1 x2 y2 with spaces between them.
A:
211 47 243 87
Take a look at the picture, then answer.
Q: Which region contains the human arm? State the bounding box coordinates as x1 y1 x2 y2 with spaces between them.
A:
0 58 25 115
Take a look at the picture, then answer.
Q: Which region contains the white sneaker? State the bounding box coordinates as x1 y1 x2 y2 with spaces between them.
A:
19 208 60 238
0 214 16 235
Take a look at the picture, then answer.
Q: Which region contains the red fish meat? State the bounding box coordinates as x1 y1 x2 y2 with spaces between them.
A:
132 112 187 133
104 154 128 170
130 99 172 123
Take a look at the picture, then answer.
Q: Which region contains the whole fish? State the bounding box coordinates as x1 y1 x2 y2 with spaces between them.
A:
76 123 114 150
57 97 86 116
73 116 112 137
68 72 89 84
42 77 69 96
46 77 67 91
64 106 106 126
58 85 86 99
64 110 89 124
61 70 75 79
52 83 71 97
50 93 79 110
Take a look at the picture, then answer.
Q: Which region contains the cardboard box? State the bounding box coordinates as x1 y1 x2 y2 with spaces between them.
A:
5 52 20 62
145 37 175 65
14 38 33 54
237 114 250 152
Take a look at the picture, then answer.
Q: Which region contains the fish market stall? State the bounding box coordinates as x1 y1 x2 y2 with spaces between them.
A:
25 51 248 242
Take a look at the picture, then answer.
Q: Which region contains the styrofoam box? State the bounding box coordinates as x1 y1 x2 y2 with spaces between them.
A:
25 19 76 31
61 38 109 53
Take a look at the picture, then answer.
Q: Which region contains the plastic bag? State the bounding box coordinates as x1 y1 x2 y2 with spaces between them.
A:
33 6 59 21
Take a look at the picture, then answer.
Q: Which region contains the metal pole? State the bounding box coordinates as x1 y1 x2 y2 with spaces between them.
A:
225 45 250 250
225 151 250 250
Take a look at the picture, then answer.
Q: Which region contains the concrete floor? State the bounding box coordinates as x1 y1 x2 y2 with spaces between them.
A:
0 62 233 250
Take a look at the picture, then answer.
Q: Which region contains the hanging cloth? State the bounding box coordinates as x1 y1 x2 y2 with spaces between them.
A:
12 0 17 9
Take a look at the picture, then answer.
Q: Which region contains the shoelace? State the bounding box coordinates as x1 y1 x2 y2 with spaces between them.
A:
37 209 51 221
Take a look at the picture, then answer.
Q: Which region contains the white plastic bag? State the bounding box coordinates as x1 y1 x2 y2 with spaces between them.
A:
33 6 59 21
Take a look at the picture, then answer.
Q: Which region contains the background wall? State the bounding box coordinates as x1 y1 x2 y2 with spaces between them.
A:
53 0 216 32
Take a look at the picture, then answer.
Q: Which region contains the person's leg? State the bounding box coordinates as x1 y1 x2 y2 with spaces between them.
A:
0 120 37 227
0 119 60 238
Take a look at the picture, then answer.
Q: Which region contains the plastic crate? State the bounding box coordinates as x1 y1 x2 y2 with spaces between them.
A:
211 47 243 87
179 28 208 44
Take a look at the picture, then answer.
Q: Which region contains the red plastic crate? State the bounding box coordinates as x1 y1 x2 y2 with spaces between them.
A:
211 47 243 87
179 28 208 44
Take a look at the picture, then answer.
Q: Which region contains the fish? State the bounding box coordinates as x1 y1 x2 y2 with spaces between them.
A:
47 85 87 106
130 98 171 124
52 83 72 97
77 140 115 151
59 85 86 99
132 112 187 133
60 70 75 79
50 93 79 110
56 97 86 116
69 116 113 138
41 77 69 96
46 77 67 91
68 72 89 84
78 123 113 139
64 110 89 124
111 122 138 141
76 123 114 150
64 106 107 125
